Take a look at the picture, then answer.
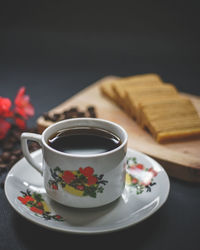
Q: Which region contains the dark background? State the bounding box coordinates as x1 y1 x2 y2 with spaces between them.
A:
0 1 200 249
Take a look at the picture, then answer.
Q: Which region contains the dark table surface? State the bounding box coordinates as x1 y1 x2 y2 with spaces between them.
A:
0 1 200 250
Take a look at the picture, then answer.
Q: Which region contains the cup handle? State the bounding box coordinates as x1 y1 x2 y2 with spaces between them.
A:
21 132 43 175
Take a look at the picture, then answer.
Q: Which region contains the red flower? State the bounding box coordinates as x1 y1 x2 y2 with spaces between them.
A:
130 165 136 170
79 166 94 177
25 196 35 202
30 206 43 214
0 97 12 117
62 171 76 184
132 178 138 184
18 195 34 205
87 175 98 186
0 87 34 139
76 185 84 190
136 164 144 170
18 196 27 204
148 167 158 177
52 183 58 190
15 117 26 129
0 118 11 139
14 87 34 119
37 202 42 207
55 215 62 219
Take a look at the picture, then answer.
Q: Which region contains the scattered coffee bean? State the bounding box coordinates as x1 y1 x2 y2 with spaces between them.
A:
42 105 97 122
12 149 22 157
0 163 7 169
0 125 41 188
53 113 61 120
87 106 97 118
77 112 85 117
69 107 78 113
2 142 14 151
2 152 11 163
10 155 18 163
43 112 51 121
87 106 95 112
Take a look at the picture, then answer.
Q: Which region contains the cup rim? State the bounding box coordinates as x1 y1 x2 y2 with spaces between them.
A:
41 118 128 158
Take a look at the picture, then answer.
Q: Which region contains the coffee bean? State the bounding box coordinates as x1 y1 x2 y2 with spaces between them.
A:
27 127 38 133
87 106 97 117
69 107 78 113
0 126 39 188
0 163 7 169
12 149 22 157
89 112 96 118
43 112 50 121
2 142 14 151
8 136 18 144
10 155 18 163
12 130 21 140
29 142 40 152
77 112 85 117
2 152 11 163
50 116 58 122
53 113 61 120
63 112 72 119
43 106 97 122
87 106 95 112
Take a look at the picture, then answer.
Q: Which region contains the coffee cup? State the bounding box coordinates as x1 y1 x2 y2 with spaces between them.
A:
21 118 128 208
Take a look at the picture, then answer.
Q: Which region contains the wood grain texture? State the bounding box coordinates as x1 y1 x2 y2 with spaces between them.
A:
37 76 200 182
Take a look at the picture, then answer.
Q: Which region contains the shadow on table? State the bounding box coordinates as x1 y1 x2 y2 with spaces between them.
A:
12 206 167 250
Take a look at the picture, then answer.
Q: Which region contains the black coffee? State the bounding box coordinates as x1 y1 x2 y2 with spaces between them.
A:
48 127 121 155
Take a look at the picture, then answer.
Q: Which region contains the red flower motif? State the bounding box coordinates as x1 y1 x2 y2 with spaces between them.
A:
0 118 11 139
14 87 34 119
130 165 136 170
132 178 138 184
62 171 76 184
87 175 98 186
136 164 144 170
0 97 12 117
17 196 27 204
76 185 84 190
52 183 58 190
148 167 158 177
79 166 94 177
55 215 62 220
37 202 42 207
30 206 43 214
18 195 34 205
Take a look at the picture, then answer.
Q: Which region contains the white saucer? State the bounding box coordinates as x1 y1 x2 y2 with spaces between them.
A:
5 148 170 234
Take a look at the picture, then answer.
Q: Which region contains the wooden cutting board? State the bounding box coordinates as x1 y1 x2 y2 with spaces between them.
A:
37 76 200 182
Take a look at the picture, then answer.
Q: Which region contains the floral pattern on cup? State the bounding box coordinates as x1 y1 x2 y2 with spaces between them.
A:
126 157 158 195
17 190 64 221
48 166 108 198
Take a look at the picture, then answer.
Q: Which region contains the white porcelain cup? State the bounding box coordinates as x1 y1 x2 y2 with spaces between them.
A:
21 118 128 208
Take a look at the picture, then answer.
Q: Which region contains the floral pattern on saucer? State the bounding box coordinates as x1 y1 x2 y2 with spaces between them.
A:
126 157 158 194
17 189 64 221
48 166 108 198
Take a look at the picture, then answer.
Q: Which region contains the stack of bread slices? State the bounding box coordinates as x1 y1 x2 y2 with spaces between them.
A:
100 74 200 143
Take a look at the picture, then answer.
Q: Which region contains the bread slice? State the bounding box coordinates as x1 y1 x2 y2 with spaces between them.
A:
140 97 200 142
100 80 117 101
125 83 178 120
112 74 163 110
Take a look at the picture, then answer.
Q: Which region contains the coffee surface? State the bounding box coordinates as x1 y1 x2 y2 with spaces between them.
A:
48 127 121 155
